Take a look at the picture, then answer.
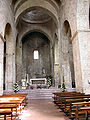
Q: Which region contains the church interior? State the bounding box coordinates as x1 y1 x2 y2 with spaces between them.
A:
0 0 90 119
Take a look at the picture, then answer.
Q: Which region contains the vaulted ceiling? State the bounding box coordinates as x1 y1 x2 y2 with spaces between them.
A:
14 0 60 24
22 9 51 24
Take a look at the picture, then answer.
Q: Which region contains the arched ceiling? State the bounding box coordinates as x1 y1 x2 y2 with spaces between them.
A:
15 0 59 46
22 32 50 49
15 0 59 26
22 9 51 24
14 0 60 11
20 28 52 45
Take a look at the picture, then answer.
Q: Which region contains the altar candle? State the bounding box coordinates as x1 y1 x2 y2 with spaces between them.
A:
27 74 29 83
63 69 64 76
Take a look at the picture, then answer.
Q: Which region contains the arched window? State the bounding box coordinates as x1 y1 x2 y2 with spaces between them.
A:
34 50 39 59
4 23 13 90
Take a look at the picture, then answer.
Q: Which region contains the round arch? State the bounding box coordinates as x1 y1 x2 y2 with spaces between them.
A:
16 30 53 86
61 20 75 88
4 23 12 37
4 23 15 90
15 0 59 26
19 29 52 45
63 20 72 37
3 23 12 90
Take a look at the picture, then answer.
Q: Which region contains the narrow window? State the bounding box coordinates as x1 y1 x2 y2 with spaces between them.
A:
34 50 39 59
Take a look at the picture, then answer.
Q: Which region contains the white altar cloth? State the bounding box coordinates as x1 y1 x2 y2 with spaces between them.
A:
30 78 47 85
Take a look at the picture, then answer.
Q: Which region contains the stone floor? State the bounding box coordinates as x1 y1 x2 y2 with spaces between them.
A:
19 99 70 120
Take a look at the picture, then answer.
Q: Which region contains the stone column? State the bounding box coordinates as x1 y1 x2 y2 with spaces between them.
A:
0 39 4 95
54 34 60 88
5 34 15 90
16 42 22 86
57 23 62 87
74 0 90 93
6 54 15 90
62 53 72 89
76 31 90 93
61 33 72 89
50 44 55 86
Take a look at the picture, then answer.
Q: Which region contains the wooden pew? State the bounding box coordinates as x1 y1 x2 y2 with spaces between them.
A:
71 102 90 120
0 104 18 113
63 98 90 118
53 92 90 120
53 92 80 104
55 94 90 109
0 104 18 120
80 107 90 120
53 92 85 105
0 99 25 112
53 92 77 100
0 94 28 119
58 95 90 106
0 111 12 120
0 94 28 113
2 93 28 106
0 93 28 105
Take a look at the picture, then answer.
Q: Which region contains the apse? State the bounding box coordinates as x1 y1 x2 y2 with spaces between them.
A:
22 32 51 79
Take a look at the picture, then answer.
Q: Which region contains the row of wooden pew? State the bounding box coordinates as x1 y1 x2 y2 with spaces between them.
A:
0 93 28 120
53 92 90 120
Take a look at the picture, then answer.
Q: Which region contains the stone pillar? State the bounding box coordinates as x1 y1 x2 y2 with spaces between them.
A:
57 23 62 87
54 34 60 88
72 33 83 92
6 54 14 90
16 42 22 86
0 39 4 95
76 31 90 93
50 44 55 86
74 0 90 93
5 34 15 90
61 34 72 89
64 55 72 89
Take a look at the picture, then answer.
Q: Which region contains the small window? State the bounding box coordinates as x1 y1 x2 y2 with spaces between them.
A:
34 50 39 59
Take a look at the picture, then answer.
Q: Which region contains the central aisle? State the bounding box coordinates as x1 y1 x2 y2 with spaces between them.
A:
19 99 70 120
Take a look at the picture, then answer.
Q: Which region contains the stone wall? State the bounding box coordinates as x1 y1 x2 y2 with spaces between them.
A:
75 0 90 93
77 31 90 93
59 0 90 93
59 0 77 89
0 0 89 94
22 33 51 80
0 0 16 95
16 18 57 85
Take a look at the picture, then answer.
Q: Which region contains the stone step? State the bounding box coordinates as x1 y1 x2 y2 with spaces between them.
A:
27 95 54 97
4 87 76 100
28 97 53 99
23 89 60 99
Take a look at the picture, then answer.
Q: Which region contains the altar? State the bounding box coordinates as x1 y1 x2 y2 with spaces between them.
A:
30 78 47 85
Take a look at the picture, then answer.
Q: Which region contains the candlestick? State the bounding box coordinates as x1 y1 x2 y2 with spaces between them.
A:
63 68 64 76
27 74 29 83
